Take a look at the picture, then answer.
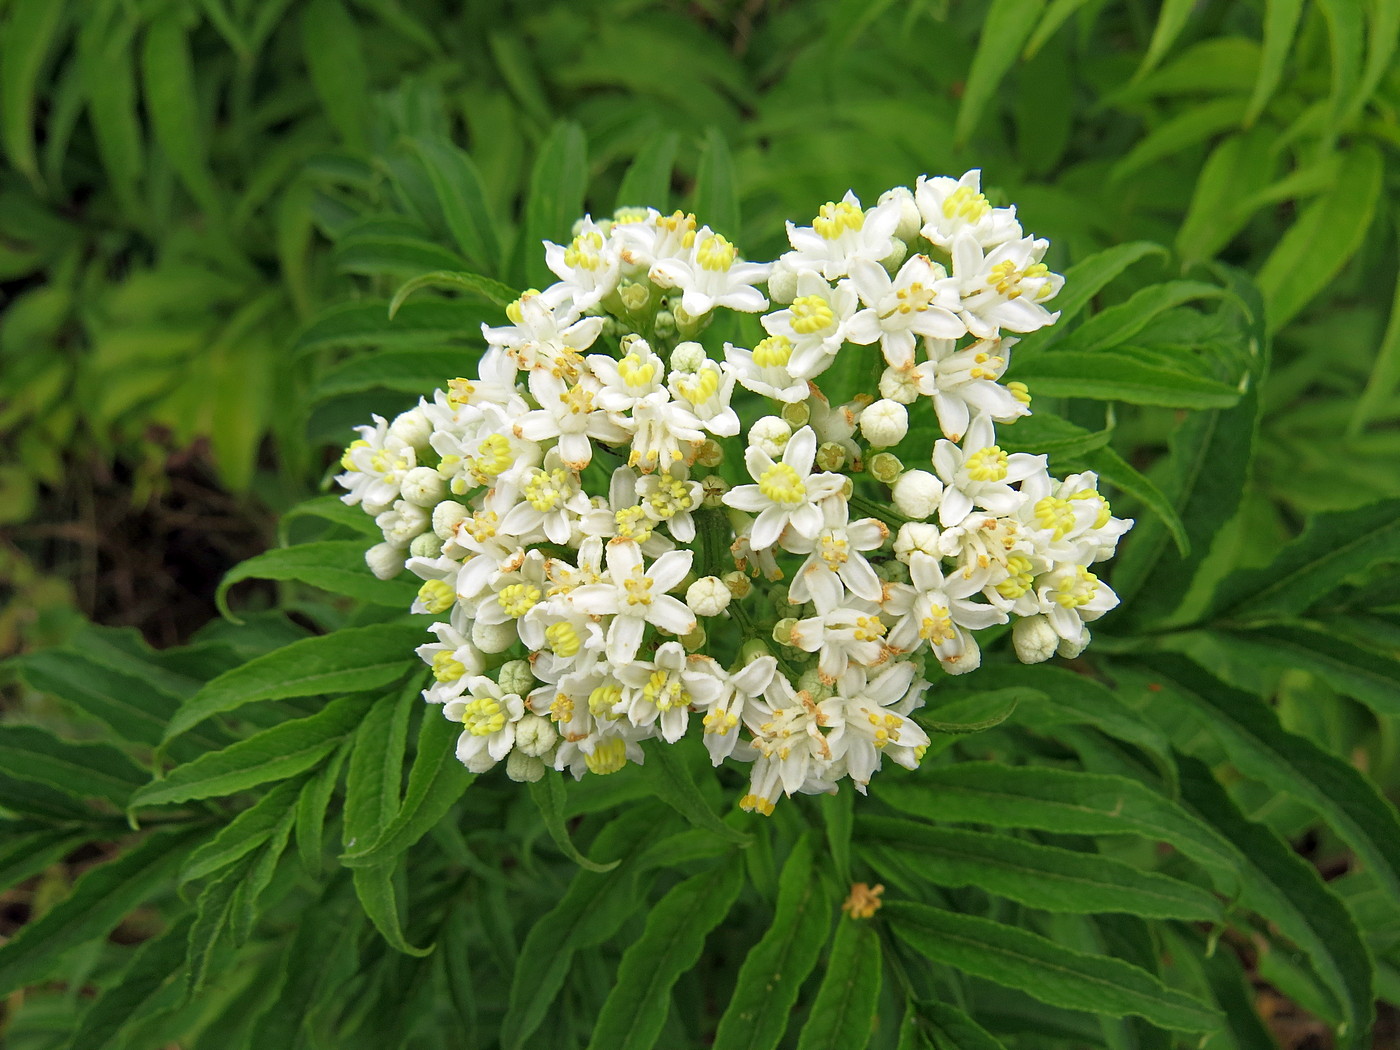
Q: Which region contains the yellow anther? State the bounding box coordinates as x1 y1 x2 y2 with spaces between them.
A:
964 446 1009 482
462 511 499 544
617 353 656 389
524 468 570 512
841 882 885 919
447 377 475 407
473 434 514 479
696 233 738 272
642 669 689 711
506 290 541 326
498 583 541 618
758 463 807 506
995 555 1034 599
645 476 693 519
892 279 940 315
941 185 990 222
560 384 594 415
431 650 467 683
461 696 507 737
545 621 581 657
853 615 886 643
919 605 955 645
1053 566 1099 609
584 737 629 775
739 793 776 816
622 568 655 606
614 505 654 542
1070 489 1112 529
753 335 794 369
812 200 864 240
703 709 739 734
1034 496 1076 540
657 210 697 237
789 295 835 335
549 693 574 723
1006 381 1031 405
819 533 850 567
417 580 456 615
676 367 720 405
340 439 369 470
588 684 623 718
563 230 605 270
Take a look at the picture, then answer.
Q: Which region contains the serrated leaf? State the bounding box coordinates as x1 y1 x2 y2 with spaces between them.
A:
712 834 836 1050
586 857 744 1050
885 902 1221 1032
1257 144 1382 330
641 741 751 845
0 827 201 997
295 740 349 877
796 918 882 1050
692 127 739 237
1219 625 1400 718
0 725 148 807
529 775 620 872
523 121 587 288
230 802 294 946
163 623 422 741
616 131 679 212
955 0 1045 146
134 695 371 809
186 859 246 993
342 678 417 849
899 999 1007 1050
860 818 1220 920
0 828 80 895
217 541 418 619
875 763 1238 887
1136 654 1400 904
180 778 303 885
340 704 473 866
388 270 516 318
353 859 432 956
1207 498 1400 622
407 138 503 270
63 914 194 1050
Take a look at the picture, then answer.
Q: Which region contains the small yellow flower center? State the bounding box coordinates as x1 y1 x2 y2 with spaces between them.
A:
584 737 629 775
340 438 369 470
461 695 508 737
462 511 498 543
473 434 514 480
919 605 955 645
964 446 1008 482
431 650 467 683
614 505 655 542
1070 489 1112 529
1053 566 1099 609
1034 496 1076 540
789 295 835 335
643 669 690 711
498 583 541 618
702 708 739 734
417 580 456 615
545 621 581 657
524 468 571 512
739 793 776 816
644 476 694 520
657 211 697 248
505 290 541 326
753 335 794 369
617 353 656 389
560 384 594 415
1006 380 1032 405
696 233 737 272
893 278 940 315
942 185 990 222
447 377 475 407
564 230 605 270
812 200 864 239
622 567 654 606
758 463 807 506
819 532 849 568
853 615 886 643
549 693 574 723
588 684 623 718
995 555 1034 599
867 709 902 747
675 366 720 405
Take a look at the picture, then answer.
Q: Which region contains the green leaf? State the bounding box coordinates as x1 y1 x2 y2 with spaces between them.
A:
295 740 349 877
301 0 369 152
1209 625 1400 719
885 902 1221 1033
502 809 666 1050
1043 242 1167 328
523 121 587 288
407 138 503 270
1011 350 1241 408
353 859 433 956
163 622 422 741
529 775 620 872
586 857 745 1050
334 230 470 276
641 742 751 845
796 918 882 1050
899 1000 1007 1050
295 299 497 354
1316 0 1364 143
616 131 679 212
955 0 1045 146
133 695 371 809
1136 654 1400 904
1134 0 1196 79
917 690 1021 735
0 725 148 807
313 346 484 402
860 818 1220 920
0 828 81 896
180 778 303 885
1176 130 1278 262
1352 246 1400 432
1246 0 1305 124
0 0 66 187
340 704 473 867
217 541 418 619
0 827 201 997
1257 144 1383 330
1207 498 1400 622
1056 281 1231 353
281 494 381 537
692 127 739 237
1112 98 1249 184
875 763 1238 886
63 915 194 1050
712 834 836 1050
1176 755 1374 1050
230 801 295 946
342 678 418 849
389 270 516 318
78 9 143 214
141 13 220 214
186 859 245 993
820 787 853 885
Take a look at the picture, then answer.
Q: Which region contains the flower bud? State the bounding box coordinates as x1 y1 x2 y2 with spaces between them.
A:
894 522 941 562
768 260 799 304
670 340 706 372
498 659 534 696
472 618 517 653
879 185 922 241
1057 628 1091 660
619 281 651 313
515 713 558 757
739 638 771 664
409 532 444 559
432 500 470 540
943 640 982 675
377 500 430 548
750 416 792 458
1013 615 1059 665
695 440 724 467
892 469 942 519
815 441 847 472
400 466 446 508
860 399 908 448
365 542 404 580
686 576 732 617
723 571 753 599
880 238 909 274
869 452 904 484
654 309 677 339
389 408 432 448
781 400 811 428
681 625 708 651
879 366 920 404
700 475 730 507
506 751 546 783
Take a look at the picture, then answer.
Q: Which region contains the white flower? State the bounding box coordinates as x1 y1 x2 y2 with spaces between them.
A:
499 449 591 545
543 217 622 312
649 227 770 316
1033 564 1119 650
790 601 890 683
482 290 603 377
444 677 528 773
723 426 847 550
821 662 929 788
783 501 888 610
931 415 1046 527
567 541 696 664
699 654 777 764
846 255 965 369
894 335 1030 442
723 337 809 403
416 621 485 703
759 271 860 379
782 191 901 281
741 674 837 814
747 416 792 459
915 170 1022 250
893 522 941 563
951 231 1063 339
376 499 429 549
635 470 702 541
614 643 724 742
859 399 908 448
669 359 741 437
366 542 404 580
878 185 922 241
513 370 630 471
883 553 1006 666
337 414 417 515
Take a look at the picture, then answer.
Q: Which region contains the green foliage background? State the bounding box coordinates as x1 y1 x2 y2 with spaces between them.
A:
2 1 1400 1047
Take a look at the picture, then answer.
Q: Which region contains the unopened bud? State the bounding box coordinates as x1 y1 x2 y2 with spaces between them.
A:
750 416 791 458
880 237 909 274
1013 615 1059 665
892 469 942 518
432 500 469 540
740 638 771 663
409 532 444 559
1057 628 1090 660
781 400 811 428
767 261 799 304
681 625 708 651
365 542 404 580
894 522 941 562
400 466 446 508
653 309 677 339
515 713 557 757
878 366 920 404
868 452 904 484
377 500 430 548
619 281 651 313
879 185 921 241
498 659 534 696
943 641 982 675
670 340 706 372
686 576 732 617
506 751 546 783
471 618 517 654
388 408 432 448
797 669 835 702
860 399 908 448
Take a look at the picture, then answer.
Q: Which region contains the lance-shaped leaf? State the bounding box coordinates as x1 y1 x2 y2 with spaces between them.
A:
616 131 679 212
693 127 739 237
163 623 422 741
529 775 619 872
406 138 503 270
860 818 1221 921
313 347 484 401
1211 625 1400 719
586 856 745 1050
955 0 1044 146
641 741 750 845
388 269 516 317
294 299 496 354
523 121 587 288
179 778 304 885
354 858 432 957
884 902 1221 1033
712 834 836 1050
0 828 82 896
898 1000 1007 1050
341 679 418 849
796 918 882 1050
63 915 195 1050
1010 350 1241 409
1052 281 1232 354
0 725 149 806
217 541 418 618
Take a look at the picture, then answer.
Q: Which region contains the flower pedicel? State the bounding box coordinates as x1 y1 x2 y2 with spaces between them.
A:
337 170 1133 814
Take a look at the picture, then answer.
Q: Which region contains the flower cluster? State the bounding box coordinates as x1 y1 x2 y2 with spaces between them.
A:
336 171 1132 813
